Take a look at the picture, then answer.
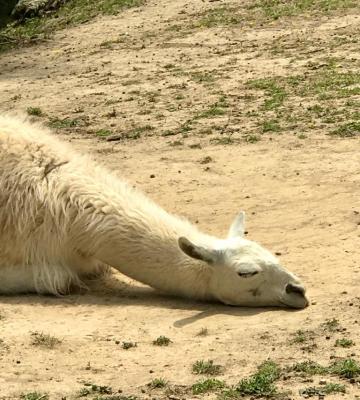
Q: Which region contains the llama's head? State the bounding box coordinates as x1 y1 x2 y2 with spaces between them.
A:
178 212 309 309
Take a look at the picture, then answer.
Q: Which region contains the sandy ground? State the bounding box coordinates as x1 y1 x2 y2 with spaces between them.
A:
0 0 360 399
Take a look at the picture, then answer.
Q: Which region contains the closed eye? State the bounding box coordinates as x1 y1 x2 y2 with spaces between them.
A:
237 271 258 278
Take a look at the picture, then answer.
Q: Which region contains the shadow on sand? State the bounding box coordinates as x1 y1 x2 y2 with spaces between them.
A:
0 275 302 328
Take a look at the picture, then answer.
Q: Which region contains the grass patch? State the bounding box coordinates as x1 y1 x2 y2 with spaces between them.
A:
192 360 222 376
246 64 360 135
152 336 172 346
121 341 137 350
262 119 281 133
221 361 281 398
83 383 112 394
96 129 112 137
310 70 360 99
189 71 217 84
247 79 287 110
233 360 280 397
330 358 360 379
330 121 360 137
27 106 44 116
20 393 48 400
196 7 242 28
0 0 144 51
299 383 346 397
147 378 167 389
48 117 83 129
248 0 357 20
291 330 307 344
290 329 316 344
192 378 226 394
196 96 229 119
124 125 154 139
288 358 360 379
31 332 61 348
335 338 355 348
287 361 328 376
321 318 341 332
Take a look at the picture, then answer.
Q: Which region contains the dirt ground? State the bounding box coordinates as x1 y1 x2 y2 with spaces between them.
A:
0 0 360 399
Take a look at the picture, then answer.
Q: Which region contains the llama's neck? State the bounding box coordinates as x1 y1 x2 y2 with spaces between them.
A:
77 175 217 301
108 232 215 301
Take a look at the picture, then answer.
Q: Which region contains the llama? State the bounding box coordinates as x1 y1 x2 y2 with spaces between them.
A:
0 114 309 308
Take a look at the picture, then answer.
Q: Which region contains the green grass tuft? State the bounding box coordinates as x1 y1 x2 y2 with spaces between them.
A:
335 338 355 348
321 318 341 332
223 361 280 398
152 336 172 346
262 119 281 133
121 341 137 350
20 393 48 400
48 117 83 129
196 96 229 119
291 330 307 343
147 378 167 389
247 79 287 110
83 383 112 394
330 358 360 379
330 122 360 137
124 125 154 139
192 360 222 375
289 358 360 379
192 378 226 394
300 382 346 397
27 107 44 116
196 7 242 28
96 129 112 137
287 361 328 375
31 331 61 348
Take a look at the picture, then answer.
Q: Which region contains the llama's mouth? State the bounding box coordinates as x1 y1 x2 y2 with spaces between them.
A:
279 294 310 309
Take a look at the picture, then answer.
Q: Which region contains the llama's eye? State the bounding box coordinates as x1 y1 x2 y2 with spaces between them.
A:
237 271 258 278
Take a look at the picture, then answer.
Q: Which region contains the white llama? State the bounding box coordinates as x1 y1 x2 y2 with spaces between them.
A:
0 114 309 308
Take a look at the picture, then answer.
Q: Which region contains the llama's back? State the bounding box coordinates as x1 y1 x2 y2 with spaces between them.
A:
0 115 107 292
0 114 79 244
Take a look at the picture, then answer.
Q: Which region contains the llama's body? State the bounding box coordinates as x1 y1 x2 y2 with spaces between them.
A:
0 115 309 308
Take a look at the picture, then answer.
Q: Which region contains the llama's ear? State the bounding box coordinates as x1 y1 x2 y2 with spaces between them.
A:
178 237 215 264
228 211 245 238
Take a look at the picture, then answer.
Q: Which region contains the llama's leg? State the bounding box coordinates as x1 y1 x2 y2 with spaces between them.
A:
0 264 81 295
69 253 110 280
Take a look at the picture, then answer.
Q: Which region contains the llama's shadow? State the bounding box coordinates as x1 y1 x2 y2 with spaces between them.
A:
0 275 301 327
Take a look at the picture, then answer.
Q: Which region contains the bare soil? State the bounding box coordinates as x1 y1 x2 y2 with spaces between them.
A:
0 1 360 399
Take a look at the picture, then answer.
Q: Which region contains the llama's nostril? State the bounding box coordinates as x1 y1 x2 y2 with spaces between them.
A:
286 282 305 296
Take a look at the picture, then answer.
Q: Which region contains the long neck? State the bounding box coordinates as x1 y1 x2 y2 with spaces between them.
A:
70 169 216 301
